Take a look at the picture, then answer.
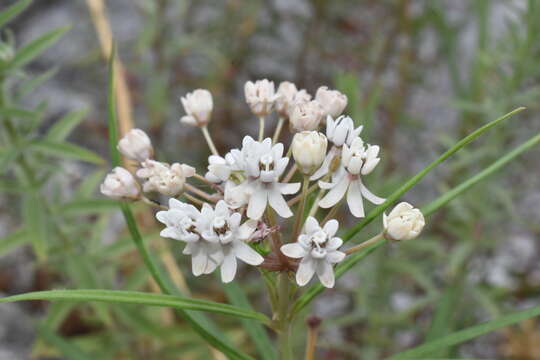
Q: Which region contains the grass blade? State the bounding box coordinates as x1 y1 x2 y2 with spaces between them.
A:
223 282 277 360
0 0 31 28
0 228 29 257
388 304 540 359
9 27 69 70
46 109 88 141
30 140 104 164
0 289 270 323
0 106 36 119
342 107 525 244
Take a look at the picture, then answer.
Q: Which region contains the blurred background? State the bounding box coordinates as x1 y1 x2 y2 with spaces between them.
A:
1 0 540 359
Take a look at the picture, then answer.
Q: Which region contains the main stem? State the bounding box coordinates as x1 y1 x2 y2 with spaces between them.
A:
258 116 265 141
277 272 293 360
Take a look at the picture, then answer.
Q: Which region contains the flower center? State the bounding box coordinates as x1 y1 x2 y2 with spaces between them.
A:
259 154 275 171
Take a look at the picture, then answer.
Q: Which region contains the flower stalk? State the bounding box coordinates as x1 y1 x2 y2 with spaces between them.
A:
344 232 385 255
201 126 219 156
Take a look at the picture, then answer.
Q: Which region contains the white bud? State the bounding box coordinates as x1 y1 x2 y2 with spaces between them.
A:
383 202 425 241
275 81 312 118
136 160 195 197
100 167 140 200
244 79 277 117
315 86 348 118
289 100 324 132
180 89 213 127
117 129 153 162
292 131 328 175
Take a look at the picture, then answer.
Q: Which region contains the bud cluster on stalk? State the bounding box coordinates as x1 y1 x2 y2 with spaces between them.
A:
100 79 426 289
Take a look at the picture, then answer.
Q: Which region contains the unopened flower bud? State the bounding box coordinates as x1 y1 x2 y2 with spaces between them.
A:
383 202 425 241
289 100 324 132
292 131 328 175
137 160 195 197
180 89 213 127
100 167 140 200
275 81 312 118
315 86 348 118
117 128 153 162
244 79 277 117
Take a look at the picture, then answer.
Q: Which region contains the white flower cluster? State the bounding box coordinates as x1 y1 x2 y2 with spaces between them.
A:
101 80 425 289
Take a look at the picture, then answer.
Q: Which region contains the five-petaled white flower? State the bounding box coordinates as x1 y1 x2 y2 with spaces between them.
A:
180 89 213 127
117 128 153 162
319 137 385 217
197 200 264 282
311 115 364 180
243 136 300 219
383 202 425 241
244 79 278 117
156 199 221 276
100 167 140 200
281 217 345 288
137 160 195 196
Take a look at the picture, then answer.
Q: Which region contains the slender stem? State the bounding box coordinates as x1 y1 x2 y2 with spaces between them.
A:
258 116 265 141
344 232 385 255
194 173 223 193
277 272 293 360
283 164 298 183
272 116 285 144
185 183 218 203
321 198 343 225
291 176 310 243
305 317 321 360
307 188 326 217
141 195 168 210
201 126 219 156
288 183 318 206
266 208 288 265
183 192 204 206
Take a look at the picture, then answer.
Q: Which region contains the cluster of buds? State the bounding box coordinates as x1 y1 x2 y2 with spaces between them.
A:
101 80 425 289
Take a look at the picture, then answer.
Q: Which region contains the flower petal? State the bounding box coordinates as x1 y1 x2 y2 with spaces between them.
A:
347 179 365 218
326 250 346 264
304 216 320 234
319 176 349 208
279 182 301 195
360 180 385 205
281 243 308 258
323 219 339 237
247 186 268 219
238 219 258 240
234 241 264 265
316 261 335 288
268 188 293 218
221 252 238 283
296 257 316 286
191 248 209 276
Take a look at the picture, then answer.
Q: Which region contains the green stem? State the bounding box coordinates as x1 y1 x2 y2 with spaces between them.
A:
291 175 309 243
272 116 285 143
277 272 293 359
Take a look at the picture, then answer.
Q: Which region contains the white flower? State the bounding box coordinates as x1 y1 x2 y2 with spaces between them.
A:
242 137 301 219
310 115 364 180
136 160 195 196
281 217 345 288
156 199 221 276
100 167 140 200
292 131 328 175
224 181 249 209
117 128 153 162
244 79 278 117
315 86 347 118
197 201 264 282
318 137 384 217
383 202 425 241
205 149 245 184
180 89 213 127
289 100 324 132
275 81 312 118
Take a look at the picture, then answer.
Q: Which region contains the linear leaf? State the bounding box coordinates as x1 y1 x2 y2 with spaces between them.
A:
61 199 120 214
46 109 88 141
0 0 31 28
16 67 58 98
342 107 525 244
0 289 271 323
30 140 104 164
0 228 29 257
388 304 540 359
0 106 36 119
9 27 69 70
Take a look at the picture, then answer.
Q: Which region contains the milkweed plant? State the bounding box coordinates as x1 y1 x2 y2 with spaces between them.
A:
100 80 425 358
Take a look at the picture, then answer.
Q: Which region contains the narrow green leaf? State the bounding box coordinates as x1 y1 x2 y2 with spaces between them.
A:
0 289 271 323
30 140 104 164
16 67 58 98
46 109 88 141
0 228 29 257
61 199 120 214
0 0 31 28
0 106 36 119
9 27 69 70
342 107 525 243
388 304 540 359
39 327 94 360
422 131 540 216
0 147 19 173
223 282 277 360
23 192 47 260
